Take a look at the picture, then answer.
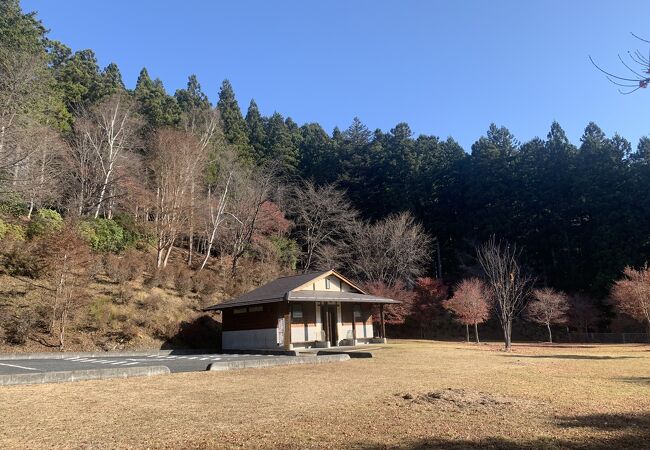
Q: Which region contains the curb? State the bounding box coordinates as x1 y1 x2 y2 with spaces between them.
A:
316 350 373 358
0 349 219 361
206 354 350 371
0 365 170 386
220 349 298 356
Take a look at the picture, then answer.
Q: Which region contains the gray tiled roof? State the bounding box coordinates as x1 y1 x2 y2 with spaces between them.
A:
203 270 400 311
204 271 329 310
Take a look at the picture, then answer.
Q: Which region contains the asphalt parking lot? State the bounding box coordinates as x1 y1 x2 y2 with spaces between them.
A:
0 353 285 375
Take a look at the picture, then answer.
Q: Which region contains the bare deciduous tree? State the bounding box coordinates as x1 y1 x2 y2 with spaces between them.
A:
149 129 207 268
349 212 431 286
183 106 221 266
526 287 569 343
199 155 234 270
11 125 67 217
288 181 358 272
611 264 650 340
443 278 491 343
476 237 534 351
224 164 276 275
590 33 650 95
75 94 141 219
38 224 96 350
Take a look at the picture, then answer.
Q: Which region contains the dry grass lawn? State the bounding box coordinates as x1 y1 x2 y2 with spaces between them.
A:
1 340 649 449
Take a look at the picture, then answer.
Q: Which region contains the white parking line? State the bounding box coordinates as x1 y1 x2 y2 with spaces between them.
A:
126 358 167 362
0 362 38 371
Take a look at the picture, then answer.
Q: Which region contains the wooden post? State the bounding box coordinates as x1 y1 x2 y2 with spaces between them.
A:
379 303 386 340
351 304 357 344
284 304 292 350
324 305 331 346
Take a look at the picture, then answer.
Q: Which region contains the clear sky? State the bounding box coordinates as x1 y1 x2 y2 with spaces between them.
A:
22 0 650 151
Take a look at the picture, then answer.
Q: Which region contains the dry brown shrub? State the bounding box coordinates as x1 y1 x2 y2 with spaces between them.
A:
143 266 173 289
3 312 34 345
192 270 218 296
138 293 163 312
173 265 193 297
104 250 145 284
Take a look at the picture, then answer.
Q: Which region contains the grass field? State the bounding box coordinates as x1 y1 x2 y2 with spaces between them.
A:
0 340 649 449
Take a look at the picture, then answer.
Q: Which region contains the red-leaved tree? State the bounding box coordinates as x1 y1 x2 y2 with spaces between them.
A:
443 278 491 343
526 287 569 343
412 277 447 336
611 265 650 341
365 280 415 326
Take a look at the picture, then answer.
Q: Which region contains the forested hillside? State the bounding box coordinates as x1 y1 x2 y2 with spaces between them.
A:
1 0 648 349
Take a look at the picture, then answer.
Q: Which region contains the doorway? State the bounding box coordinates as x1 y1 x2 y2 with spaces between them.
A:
321 303 338 347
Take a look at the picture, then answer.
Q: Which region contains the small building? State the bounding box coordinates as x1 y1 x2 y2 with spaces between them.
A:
204 270 399 351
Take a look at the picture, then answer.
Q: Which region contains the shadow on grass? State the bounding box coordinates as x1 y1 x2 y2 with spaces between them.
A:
617 377 650 386
357 413 650 449
501 354 636 360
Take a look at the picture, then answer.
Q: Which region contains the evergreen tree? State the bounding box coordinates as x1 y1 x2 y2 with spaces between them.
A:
175 74 210 113
0 0 70 130
134 67 180 130
245 99 266 161
264 112 299 173
216 79 253 163
298 123 336 184
98 62 125 98
52 48 103 109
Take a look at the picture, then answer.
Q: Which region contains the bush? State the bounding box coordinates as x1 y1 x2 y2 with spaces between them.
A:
269 236 300 270
26 208 63 238
4 313 34 345
79 218 129 253
4 223 26 241
138 293 163 312
173 265 193 297
0 239 44 278
112 214 152 249
0 219 6 240
104 254 131 284
0 196 28 217
144 268 169 289
87 297 115 331
106 249 146 283
114 322 139 342
192 270 219 296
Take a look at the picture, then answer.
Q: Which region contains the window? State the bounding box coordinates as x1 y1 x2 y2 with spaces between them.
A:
292 304 303 319
325 278 331 289
233 307 247 314
249 305 263 313
353 305 362 319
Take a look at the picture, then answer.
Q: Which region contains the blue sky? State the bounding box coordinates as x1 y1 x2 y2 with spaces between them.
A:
23 0 650 150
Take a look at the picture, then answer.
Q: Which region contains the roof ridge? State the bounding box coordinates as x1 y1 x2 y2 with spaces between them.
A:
276 270 327 279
